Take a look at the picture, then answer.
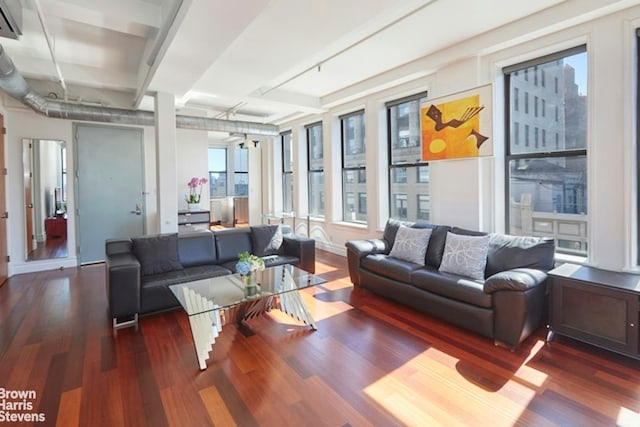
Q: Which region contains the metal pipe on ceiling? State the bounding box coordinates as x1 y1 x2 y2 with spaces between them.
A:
0 44 279 136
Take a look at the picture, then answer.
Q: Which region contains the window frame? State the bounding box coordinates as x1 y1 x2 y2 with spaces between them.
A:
386 91 429 222
341 110 366 223
504 44 588 256
281 131 293 213
306 121 324 218
208 147 228 199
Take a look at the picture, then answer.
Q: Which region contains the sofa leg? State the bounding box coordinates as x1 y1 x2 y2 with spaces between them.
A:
113 313 139 337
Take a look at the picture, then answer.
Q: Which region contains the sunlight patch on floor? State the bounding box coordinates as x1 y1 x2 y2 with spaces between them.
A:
363 344 551 426
617 407 640 426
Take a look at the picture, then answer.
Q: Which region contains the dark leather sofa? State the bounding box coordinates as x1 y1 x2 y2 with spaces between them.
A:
346 220 555 349
105 225 315 333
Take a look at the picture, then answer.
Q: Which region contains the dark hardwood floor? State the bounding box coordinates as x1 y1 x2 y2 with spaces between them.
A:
1 251 639 426
26 237 68 261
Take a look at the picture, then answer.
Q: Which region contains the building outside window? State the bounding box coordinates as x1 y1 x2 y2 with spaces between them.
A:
281 131 293 213
387 92 429 221
234 147 248 196
208 147 227 198
307 122 324 217
505 45 587 256
341 110 366 223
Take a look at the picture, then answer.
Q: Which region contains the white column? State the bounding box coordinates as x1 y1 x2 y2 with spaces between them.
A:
155 92 178 233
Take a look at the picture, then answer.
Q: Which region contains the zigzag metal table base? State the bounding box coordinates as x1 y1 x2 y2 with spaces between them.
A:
183 287 316 370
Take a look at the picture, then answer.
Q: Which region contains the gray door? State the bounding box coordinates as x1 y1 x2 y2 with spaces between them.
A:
76 124 144 264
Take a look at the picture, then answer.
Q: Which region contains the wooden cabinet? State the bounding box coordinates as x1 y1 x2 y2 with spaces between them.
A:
178 210 210 232
548 263 640 359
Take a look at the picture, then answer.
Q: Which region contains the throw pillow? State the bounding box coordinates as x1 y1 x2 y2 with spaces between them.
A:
132 233 183 276
250 225 283 257
439 232 490 280
388 225 432 265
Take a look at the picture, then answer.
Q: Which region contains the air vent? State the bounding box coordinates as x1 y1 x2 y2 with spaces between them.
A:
0 0 21 40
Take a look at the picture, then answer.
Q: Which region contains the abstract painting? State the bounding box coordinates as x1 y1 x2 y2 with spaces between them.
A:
420 84 493 161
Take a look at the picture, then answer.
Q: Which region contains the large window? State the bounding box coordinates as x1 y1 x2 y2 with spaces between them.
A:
234 148 248 196
505 46 587 256
307 122 324 217
282 131 293 213
341 110 366 223
208 147 227 198
387 92 429 221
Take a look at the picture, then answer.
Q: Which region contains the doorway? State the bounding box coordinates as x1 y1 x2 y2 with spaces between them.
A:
75 124 145 264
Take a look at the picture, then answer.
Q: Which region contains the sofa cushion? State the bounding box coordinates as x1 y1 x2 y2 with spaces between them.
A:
361 254 423 283
388 225 432 265
411 268 492 309
439 232 490 280
424 225 451 269
382 218 408 252
132 233 183 276
485 234 555 277
250 225 283 257
177 231 217 267
214 228 253 263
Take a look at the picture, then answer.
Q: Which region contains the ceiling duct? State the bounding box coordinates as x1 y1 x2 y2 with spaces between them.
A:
0 44 278 136
0 0 21 39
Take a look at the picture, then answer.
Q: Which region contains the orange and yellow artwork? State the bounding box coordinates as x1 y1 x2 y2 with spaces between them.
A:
421 89 491 161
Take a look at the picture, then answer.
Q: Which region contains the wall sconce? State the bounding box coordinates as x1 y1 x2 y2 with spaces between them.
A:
239 142 245 149
252 140 259 148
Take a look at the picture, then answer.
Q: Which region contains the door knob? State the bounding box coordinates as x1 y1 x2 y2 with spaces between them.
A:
130 204 142 215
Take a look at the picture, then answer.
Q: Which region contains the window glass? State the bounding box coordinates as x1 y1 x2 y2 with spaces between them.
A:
341 111 366 223
307 123 324 217
208 147 227 198
387 93 430 222
506 47 587 256
282 132 293 212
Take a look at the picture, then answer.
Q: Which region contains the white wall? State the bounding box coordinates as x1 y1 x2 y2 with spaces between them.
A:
273 4 640 273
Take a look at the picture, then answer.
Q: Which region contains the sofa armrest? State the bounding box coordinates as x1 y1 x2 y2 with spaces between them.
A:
283 234 315 273
345 239 387 287
105 244 141 320
485 268 548 349
484 268 548 293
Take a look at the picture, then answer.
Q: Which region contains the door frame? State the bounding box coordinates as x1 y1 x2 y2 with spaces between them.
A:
0 113 7 285
73 123 146 264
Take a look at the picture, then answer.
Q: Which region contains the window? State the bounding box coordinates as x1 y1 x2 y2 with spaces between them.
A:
392 168 407 183
282 131 293 213
234 148 248 196
417 166 429 183
387 92 430 222
392 194 408 219
208 147 227 198
341 110 366 223
505 45 587 256
307 122 324 217
417 195 430 220
358 193 367 214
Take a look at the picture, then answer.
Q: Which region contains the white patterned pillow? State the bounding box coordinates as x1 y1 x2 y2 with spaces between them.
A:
439 232 490 280
388 225 432 265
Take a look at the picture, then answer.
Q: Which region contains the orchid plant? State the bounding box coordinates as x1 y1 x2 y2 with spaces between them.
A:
185 177 208 204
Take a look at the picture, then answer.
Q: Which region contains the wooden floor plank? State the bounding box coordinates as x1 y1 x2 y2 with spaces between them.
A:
1 250 639 426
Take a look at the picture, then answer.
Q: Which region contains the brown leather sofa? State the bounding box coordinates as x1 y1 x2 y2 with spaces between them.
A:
105 225 315 333
346 219 555 349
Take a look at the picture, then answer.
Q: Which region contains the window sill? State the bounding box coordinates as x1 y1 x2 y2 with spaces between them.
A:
554 252 587 267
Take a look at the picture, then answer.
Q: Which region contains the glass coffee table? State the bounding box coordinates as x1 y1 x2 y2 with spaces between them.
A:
170 264 326 370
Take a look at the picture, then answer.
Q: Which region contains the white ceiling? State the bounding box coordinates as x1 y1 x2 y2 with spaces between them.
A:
0 0 637 132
